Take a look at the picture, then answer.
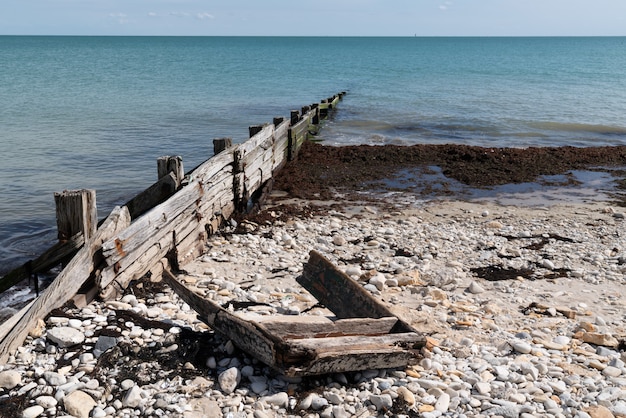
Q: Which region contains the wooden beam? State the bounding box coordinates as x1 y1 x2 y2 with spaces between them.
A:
162 269 281 367
298 250 418 334
250 316 399 339
0 206 131 363
163 266 423 377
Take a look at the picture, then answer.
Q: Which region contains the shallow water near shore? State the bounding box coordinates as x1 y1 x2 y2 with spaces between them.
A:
368 167 622 207
2 36 626 273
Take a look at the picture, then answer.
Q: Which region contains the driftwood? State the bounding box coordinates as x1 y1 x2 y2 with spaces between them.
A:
162 249 423 376
0 206 131 363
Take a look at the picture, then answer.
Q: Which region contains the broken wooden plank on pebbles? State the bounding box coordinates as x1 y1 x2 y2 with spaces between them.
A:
162 256 424 376
298 250 423 336
242 315 400 339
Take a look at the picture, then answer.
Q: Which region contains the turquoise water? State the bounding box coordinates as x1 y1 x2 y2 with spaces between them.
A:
1 36 626 272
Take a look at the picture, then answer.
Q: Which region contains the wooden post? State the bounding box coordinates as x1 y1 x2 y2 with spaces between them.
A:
157 156 184 183
312 104 320 125
54 189 97 242
273 117 284 126
249 125 264 138
301 105 311 115
213 138 233 156
290 110 300 126
319 99 329 119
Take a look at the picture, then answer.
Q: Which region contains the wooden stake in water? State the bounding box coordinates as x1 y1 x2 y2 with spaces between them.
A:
54 189 97 242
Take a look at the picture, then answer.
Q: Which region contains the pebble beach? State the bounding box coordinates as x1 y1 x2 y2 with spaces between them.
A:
1 189 625 418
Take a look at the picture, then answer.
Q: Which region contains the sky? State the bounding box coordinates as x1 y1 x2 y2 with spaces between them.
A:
1 0 625 37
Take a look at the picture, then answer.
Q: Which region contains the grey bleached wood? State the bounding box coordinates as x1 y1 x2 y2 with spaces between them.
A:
0 206 130 363
98 155 235 295
272 120 290 173
54 189 97 241
101 151 234 266
298 250 423 336
162 265 423 377
248 316 399 339
162 269 280 367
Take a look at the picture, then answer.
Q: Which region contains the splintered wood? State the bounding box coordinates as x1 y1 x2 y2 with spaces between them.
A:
163 250 425 376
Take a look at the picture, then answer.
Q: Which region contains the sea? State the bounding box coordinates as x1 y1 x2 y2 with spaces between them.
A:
1 36 626 275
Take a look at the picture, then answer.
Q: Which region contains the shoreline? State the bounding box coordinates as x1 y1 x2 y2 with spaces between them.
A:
1 189 625 417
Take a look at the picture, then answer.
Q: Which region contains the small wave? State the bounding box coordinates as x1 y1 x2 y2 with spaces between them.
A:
530 121 626 136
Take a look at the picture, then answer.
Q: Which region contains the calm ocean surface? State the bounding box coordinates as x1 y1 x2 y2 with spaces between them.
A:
1 36 626 273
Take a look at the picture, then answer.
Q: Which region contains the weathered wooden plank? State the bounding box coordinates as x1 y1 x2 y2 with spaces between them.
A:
100 150 235 287
186 149 235 187
286 347 418 377
243 161 273 195
162 269 281 367
288 111 315 160
236 124 274 161
99 232 172 298
241 140 274 176
101 182 200 263
250 316 399 339
318 102 330 119
291 332 422 352
99 220 177 292
0 234 84 295
298 250 417 334
124 172 179 220
273 119 290 173
101 175 235 296
0 206 131 363
163 266 421 376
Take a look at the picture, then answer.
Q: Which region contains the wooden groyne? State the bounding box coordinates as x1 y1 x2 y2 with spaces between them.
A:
0 92 345 363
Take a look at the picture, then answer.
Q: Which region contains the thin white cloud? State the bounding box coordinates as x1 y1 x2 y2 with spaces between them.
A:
169 11 192 18
439 1 452 11
147 11 214 20
196 12 214 20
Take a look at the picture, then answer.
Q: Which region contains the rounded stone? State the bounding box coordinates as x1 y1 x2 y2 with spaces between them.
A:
46 326 85 348
262 392 289 408
369 394 393 411
511 341 532 354
467 281 485 294
35 395 58 408
64 390 97 418
218 367 240 394
0 370 22 389
21 405 44 418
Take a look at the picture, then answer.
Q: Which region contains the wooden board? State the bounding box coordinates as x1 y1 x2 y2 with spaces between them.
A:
298 250 417 334
162 259 423 377
0 206 131 363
